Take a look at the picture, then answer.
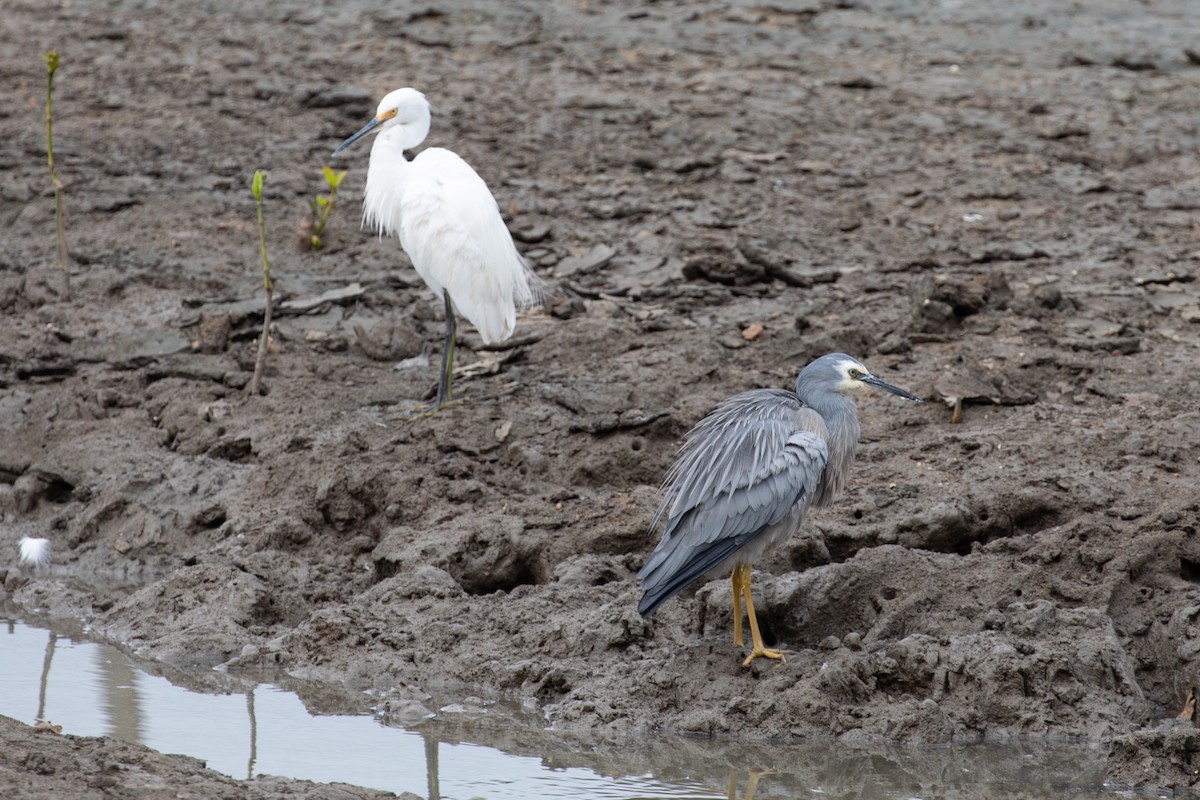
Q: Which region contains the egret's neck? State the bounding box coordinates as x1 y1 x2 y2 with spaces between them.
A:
363 128 416 238
372 126 416 166
380 115 430 154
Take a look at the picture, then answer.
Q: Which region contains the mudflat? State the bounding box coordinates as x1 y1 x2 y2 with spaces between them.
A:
3 1 1200 794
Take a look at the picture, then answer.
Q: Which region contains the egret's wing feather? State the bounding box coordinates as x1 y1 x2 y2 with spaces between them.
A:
397 148 534 344
637 390 830 616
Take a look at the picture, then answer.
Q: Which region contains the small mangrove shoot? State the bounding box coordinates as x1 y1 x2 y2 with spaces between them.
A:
306 166 347 250
249 170 273 395
44 50 69 272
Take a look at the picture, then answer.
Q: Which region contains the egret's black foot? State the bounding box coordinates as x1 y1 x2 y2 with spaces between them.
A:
408 396 465 420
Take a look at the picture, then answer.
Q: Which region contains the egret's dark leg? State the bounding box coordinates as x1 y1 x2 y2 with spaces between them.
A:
740 567 784 668
410 290 463 418
433 289 457 408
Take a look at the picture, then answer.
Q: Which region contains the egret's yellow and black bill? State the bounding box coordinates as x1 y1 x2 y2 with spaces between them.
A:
332 116 381 158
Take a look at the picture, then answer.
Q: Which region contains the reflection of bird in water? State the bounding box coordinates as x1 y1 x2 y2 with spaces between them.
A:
728 768 773 800
332 88 540 413
638 354 921 666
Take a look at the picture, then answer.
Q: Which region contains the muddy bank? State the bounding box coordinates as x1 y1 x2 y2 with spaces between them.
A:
4 0 1200 794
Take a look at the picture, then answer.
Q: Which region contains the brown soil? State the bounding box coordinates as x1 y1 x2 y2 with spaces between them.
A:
4 0 1200 795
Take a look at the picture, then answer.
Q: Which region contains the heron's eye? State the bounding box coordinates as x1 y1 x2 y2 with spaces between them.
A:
847 368 862 379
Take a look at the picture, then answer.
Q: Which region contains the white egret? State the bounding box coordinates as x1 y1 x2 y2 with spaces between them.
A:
332 88 540 412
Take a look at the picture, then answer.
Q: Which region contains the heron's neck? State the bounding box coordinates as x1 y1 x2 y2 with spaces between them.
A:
805 391 860 502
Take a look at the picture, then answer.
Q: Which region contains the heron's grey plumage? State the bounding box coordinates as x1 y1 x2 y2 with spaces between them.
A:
637 353 920 629
637 390 829 616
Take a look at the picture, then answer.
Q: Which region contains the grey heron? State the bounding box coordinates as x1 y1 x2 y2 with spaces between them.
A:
638 353 921 667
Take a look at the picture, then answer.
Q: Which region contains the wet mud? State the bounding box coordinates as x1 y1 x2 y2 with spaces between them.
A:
4 0 1200 795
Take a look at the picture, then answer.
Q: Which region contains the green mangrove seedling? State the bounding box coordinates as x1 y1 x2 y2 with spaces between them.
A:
249 170 273 395
305 165 347 250
44 50 69 272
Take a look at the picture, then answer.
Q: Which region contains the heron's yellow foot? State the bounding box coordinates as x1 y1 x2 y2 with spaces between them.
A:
738 564 785 668
741 646 785 668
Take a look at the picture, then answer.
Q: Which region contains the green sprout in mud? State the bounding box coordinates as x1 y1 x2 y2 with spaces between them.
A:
305 166 347 250
249 170 273 396
44 50 69 272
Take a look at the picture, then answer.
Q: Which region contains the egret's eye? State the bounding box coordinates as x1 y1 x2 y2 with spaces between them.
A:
848 368 862 379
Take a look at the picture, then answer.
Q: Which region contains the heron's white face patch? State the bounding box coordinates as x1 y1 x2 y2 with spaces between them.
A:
834 358 871 392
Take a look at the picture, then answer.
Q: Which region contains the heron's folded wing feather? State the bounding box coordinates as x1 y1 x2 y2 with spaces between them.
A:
655 389 825 524
641 431 827 581
637 433 827 615
638 391 829 589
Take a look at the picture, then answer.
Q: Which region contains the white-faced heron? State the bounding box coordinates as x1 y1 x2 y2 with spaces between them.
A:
638 353 921 667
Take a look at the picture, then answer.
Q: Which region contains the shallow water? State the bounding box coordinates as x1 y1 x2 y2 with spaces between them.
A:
0 612 1121 799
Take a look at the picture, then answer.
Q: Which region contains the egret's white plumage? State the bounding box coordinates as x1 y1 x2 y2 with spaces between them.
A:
333 88 539 409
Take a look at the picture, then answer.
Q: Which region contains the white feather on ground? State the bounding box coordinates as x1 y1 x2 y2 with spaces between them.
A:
18 536 51 567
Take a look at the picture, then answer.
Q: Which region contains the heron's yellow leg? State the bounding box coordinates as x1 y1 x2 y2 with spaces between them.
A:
741 570 784 668
731 565 745 646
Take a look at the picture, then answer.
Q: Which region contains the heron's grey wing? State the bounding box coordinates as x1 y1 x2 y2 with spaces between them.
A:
637 389 829 616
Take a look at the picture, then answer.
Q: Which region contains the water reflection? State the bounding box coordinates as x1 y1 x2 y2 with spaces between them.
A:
36 629 55 723
425 733 441 800
245 687 256 780
98 642 142 742
0 611 1115 799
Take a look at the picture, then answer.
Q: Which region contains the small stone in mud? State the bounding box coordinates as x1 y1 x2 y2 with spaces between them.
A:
512 223 551 243
354 320 424 362
740 323 764 341
554 244 616 279
1032 284 1063 309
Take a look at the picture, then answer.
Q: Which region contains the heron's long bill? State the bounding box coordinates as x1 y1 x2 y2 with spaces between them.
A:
331 116 381 158
862 374 922 402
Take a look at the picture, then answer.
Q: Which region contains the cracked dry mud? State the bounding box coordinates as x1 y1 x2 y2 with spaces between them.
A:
4 0 1200 796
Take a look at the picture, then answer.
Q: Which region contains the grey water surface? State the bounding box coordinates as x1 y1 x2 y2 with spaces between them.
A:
1 612 1117 799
